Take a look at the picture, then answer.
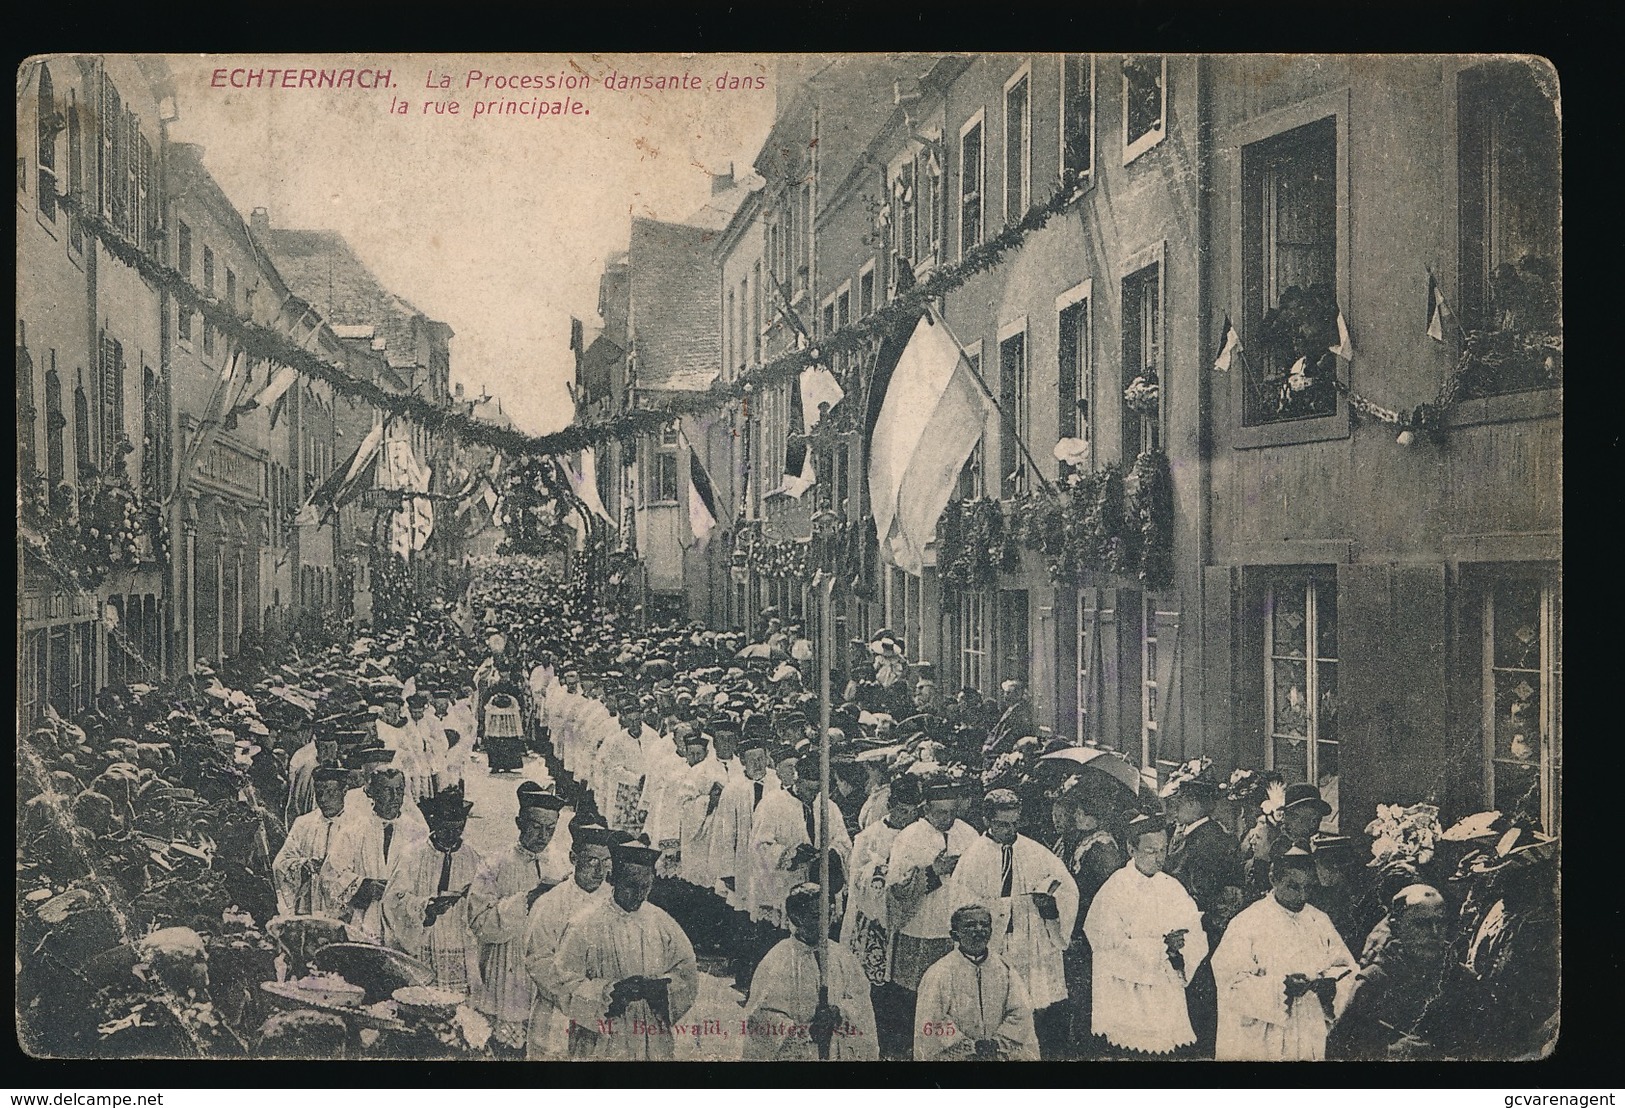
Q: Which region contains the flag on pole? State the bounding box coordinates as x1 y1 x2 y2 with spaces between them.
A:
868 307 995 576
1426 273 1450 342
800 365 846 430
302 423 384 525
1214 314 1242 371
568 449 614 523
1329 310 1354 361
778 441 816 500
233 364 299 428
686 440 721 549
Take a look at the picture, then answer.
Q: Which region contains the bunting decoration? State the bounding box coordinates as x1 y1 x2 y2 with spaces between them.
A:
1426 271 1450 342
1213 314 1241 372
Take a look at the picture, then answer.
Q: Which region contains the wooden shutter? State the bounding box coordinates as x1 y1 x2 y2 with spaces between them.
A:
1201 565 1240 769
99 332 116 461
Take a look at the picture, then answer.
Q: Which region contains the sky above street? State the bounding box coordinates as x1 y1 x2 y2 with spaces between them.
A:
163 53 780 436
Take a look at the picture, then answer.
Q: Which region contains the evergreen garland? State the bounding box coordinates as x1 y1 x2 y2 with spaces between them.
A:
937 496 1021 593
1128 450 1175 590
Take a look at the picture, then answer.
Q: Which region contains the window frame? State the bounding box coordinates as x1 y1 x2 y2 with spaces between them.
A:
959 590 990 695
1476 569 1561 834
1056 279 1094 475
1262 569 1340 829
1003 61 1033 225
1120 245 1166 461
997 318 1030 498
957 340 987 501
1122 55 1168 164
1060 54 1097 187
958 110 986 260
1227 89 1354 449
858 259 877 318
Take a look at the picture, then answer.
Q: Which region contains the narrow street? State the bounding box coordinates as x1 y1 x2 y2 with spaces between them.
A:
458 746 748 1061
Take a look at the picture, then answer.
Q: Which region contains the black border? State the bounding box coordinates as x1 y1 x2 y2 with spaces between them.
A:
12 0 1611 1091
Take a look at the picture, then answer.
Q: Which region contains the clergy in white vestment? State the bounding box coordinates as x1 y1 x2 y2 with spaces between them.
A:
671 730 728 887
383 789 486 995
374 700 417 770
445 688 479 763
523 822 617 1060
885 778 982 992
749 752 853 930
914 905 1040 1061
744 883 880 1061
431 689 469 790
272 767 357 918
947 789 1079 1049
343 747 432 845
471 784 572 1055
1083 814 1210 1056
636 713 689 858
709 725 781 911
329 767 425 945
843 774 922 1060
284 733 340 828
1212 847 1357 1061
402 692 448 803
593 699 649 831
547 672 582 772
552 840 700 1061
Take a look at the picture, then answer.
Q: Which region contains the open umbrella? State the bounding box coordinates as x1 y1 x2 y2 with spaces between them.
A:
1037 745 1141 794
734 642 775 660
639 658 676 681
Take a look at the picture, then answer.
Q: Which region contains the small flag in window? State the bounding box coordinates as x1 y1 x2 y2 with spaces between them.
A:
1329 311 1354 362
1426 273 1450 342
1214 314 1241 372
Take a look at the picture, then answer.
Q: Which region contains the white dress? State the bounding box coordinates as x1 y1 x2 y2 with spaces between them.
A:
551 898 700 1061
1082 862 1209 1054
470 844 573 1047
1211 894 1357 1061
523 876 608 1059
914 948 1039 1061
744 937 880 1061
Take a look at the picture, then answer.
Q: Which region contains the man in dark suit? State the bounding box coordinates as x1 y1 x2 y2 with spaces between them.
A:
1163 767 1243 1058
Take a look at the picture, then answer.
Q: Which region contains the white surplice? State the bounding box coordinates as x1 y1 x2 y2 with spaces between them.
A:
672 753 728 886
552 898 700 1061
383 839 486 995
592 723 647 831
470 842 573 1047
523 875 609 1060
914 948 1039 1061
327 804 426 944
709 767 780 912
1083 862 1209 1054
284 742 317 827
947 833 1079 1010
272 809 356 918
749 787 853 929
1211 894 1357 1061
886 818 982 940
743 937 880 1061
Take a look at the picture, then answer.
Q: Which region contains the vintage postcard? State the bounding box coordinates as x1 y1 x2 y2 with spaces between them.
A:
17 52 1559 1063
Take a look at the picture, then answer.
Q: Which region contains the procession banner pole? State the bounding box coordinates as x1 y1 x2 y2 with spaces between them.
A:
817 568 835 1056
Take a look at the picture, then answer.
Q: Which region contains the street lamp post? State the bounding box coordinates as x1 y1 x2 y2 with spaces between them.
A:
811 506 840 1059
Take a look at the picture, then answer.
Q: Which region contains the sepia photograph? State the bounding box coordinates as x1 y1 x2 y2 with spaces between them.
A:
16 51 1561 1065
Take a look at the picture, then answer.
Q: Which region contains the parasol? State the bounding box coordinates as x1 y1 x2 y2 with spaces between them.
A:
1037 745 1142 793
734 642 775 660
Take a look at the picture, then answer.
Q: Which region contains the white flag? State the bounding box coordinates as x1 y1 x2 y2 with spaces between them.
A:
1329 311 1354 361
799 366 846 430
868 308 994 576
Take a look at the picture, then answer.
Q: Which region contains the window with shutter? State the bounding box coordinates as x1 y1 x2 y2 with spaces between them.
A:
37 63 57 221
45 360 66 487
67 100 83 251
140 135 155 254
126 111 140 242
100 74 120 220
74 383 92 476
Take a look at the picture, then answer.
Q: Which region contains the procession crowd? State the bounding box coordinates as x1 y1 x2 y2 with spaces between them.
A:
16 555 1559 1062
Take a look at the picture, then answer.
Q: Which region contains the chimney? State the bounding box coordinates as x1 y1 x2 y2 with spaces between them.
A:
711 164 736 195
250 207 271 239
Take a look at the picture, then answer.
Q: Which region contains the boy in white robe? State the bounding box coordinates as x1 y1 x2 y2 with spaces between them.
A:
1212 847 1356 1061
914 904 1039 1061
593 700 648 831
1083 814 1209 1056
272 768 356 918
470 784 571 1056
403 692 447 803
552 840 700 1061
283 733 339 828
383 790 485 995
744 882 879 1061
523 822 616 1059
947 788 1079 1058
